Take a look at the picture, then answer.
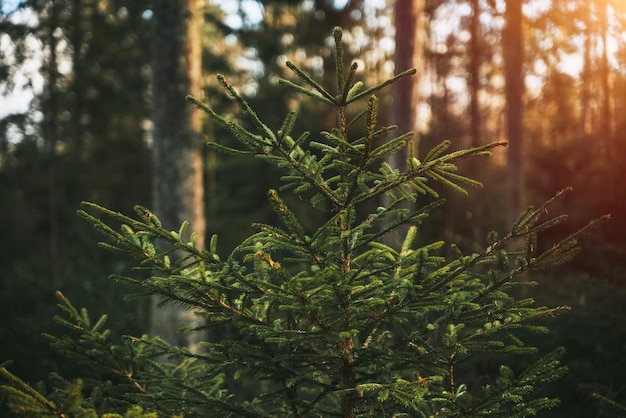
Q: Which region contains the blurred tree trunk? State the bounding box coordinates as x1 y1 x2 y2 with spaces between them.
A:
69 0 86 158
44 0 61 287
151 0 205 351
390 0 424 162
384 0 424 247
580 2 594 138
503 0 524 227
468 0 481 148
599 2 615 151
581 14 593 138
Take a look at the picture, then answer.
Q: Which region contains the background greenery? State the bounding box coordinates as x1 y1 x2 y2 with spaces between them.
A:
1 0 624 416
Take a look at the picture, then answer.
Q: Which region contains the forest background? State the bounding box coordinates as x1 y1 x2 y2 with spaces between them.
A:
0 0 625 416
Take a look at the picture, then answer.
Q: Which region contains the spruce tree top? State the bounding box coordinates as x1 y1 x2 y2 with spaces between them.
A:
1 27 608 417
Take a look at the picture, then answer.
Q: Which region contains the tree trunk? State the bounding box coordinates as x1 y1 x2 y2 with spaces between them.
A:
468 0 481 149
503 0 524 227
580 18 593 138
151 0 205 352
44 0 61 288
69 0 86 158
390 0 424 162
384 0 424 248
599 2 614 152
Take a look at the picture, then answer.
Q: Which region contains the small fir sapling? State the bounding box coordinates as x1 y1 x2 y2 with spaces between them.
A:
0 27 609 417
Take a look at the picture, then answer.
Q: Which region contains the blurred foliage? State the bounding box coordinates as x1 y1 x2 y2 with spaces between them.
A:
528 273 626 416
0 0 154 386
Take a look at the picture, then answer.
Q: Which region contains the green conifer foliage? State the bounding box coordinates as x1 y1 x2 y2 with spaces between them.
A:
1 27 609 417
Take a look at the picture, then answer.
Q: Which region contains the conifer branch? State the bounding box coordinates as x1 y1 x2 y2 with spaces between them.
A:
277 77 336 105
357 140 506 204
0 367 59 415
333 26 345 94
268 189 324 269
345 68 417 104
280 61 336 105
216 74 276 143
592 392 626 413
338 62 359 105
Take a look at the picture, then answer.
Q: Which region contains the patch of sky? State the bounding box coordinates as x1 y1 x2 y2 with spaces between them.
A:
1 0 22 14
216 0 264 29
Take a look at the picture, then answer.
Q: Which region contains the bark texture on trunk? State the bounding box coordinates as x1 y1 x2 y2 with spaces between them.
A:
151 0 205 351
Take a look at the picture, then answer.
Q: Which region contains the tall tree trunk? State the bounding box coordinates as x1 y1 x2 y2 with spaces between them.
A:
503 0 525 227
468 0 481 149
384 0 424 248
70 0 86 158
151 0 205 351
44 0 61 288
580 17 593 138
599 2 615 152
391 0 424 161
